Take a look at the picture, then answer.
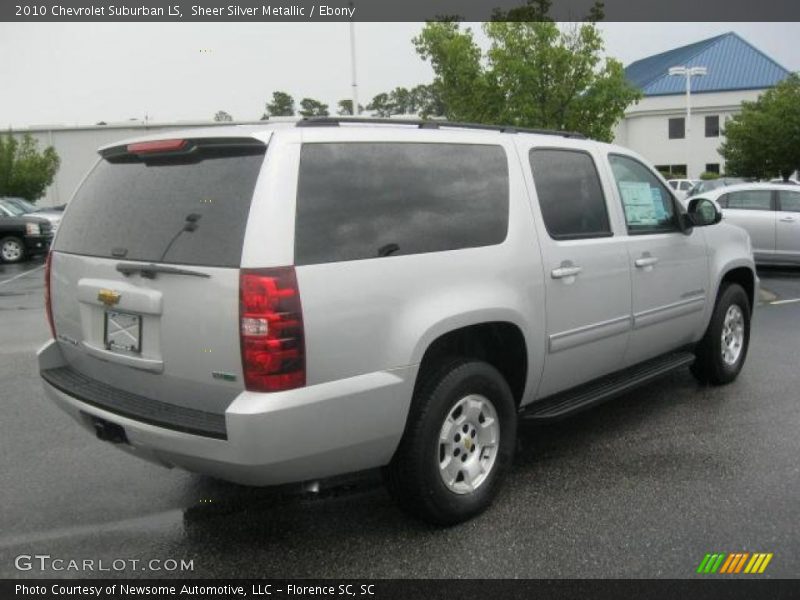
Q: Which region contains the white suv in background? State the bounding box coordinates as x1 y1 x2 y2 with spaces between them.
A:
39 118 756 524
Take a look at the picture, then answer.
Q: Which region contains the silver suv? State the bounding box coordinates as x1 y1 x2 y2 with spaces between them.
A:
39 118 756 524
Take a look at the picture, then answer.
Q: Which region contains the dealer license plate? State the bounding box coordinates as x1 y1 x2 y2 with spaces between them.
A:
104 310 142 353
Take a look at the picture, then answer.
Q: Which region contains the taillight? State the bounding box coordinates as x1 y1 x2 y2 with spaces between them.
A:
239 267 305 392
44 251 56 338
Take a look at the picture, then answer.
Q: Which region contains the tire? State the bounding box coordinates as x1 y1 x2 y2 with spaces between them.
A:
0 237 25 264
385 358 517 525
691 283 751 385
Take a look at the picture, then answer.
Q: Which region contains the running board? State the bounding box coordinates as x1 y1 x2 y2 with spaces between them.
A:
521 351 696 421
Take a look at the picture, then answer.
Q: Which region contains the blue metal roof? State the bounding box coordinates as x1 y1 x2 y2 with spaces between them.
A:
625 32 791 97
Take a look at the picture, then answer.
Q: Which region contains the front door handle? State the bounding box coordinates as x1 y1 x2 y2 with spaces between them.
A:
780 216 796 222
551 265 583 279
635 256 659 268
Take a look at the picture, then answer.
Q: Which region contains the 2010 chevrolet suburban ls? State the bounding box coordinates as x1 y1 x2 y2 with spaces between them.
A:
39 118 756 524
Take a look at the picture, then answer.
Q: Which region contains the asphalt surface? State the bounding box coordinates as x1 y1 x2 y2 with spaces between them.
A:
1 258 798 579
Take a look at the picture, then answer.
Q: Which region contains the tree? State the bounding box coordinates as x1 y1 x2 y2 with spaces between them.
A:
214 110 233 122
264 91 295 118
412 1 641 141
0 134 60 203
366 92 393 117
298 98 330 117
337 99 364 115
411 84 446 118
365 85 445 119
720 73 800 180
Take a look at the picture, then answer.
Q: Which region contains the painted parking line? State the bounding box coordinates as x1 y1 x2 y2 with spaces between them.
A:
0 264 44 287
770 298 800 306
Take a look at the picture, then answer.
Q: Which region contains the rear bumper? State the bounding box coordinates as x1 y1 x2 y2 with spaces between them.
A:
38 339 416 486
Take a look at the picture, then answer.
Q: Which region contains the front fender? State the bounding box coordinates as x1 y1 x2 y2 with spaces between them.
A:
701 222 757 329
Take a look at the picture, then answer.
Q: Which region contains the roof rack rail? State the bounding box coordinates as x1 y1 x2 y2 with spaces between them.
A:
295 117 586 139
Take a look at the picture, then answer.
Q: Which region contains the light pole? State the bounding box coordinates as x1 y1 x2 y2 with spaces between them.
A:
668 65 707 178
348 3 359 115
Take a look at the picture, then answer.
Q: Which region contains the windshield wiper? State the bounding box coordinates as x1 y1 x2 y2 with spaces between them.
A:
116 263 210 279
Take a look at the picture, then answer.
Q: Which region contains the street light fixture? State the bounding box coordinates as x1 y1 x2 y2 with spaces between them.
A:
668 65 707 178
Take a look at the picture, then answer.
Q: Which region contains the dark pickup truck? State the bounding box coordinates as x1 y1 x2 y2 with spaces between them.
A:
0 212 53 263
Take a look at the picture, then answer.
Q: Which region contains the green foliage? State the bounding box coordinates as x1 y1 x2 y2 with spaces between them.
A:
366 92 393 117
699 171 720 181
336 99 364 116
720 74 800 180
411 84 447 118
264 91 296 118
298 98 330 117
365 85 446 119
214 110 233 122
0 134 60 202
412 5 641 141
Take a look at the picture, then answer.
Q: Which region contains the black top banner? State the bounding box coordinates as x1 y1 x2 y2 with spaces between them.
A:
2 0 798 22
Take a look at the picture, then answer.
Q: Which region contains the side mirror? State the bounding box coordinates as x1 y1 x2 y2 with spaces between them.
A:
687 197 722 227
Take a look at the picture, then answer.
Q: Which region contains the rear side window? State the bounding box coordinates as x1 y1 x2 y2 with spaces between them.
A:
54 139 265 268
295 143 509 265
779 190 800 212
528 148 611 240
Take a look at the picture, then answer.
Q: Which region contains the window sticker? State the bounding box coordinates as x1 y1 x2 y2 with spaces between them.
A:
619 181 660 225
650 187 667 221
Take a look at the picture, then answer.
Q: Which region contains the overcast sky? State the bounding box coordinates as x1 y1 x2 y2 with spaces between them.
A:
1 22 798 128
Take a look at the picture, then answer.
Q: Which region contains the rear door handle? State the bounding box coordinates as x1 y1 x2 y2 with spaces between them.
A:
780 216 796 222
635 256 659 268
551 266 583 279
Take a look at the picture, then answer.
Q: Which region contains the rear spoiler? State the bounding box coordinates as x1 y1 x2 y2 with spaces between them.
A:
100 137 266 163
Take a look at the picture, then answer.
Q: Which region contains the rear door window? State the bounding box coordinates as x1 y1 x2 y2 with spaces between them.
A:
295 142 509 265
54 139 266 268
528 148 611 240
778 190 800 213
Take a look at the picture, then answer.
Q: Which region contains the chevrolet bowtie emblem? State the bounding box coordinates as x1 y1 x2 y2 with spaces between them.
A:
97 289 121 306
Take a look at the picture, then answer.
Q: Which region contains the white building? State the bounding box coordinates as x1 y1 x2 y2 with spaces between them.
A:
614 32 791 179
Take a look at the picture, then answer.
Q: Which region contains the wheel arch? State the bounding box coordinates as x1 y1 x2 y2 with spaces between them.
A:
717 265 756 315
411 320 530 408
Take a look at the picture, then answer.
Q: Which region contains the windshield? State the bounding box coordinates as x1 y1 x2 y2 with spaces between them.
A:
0 200 26 216
4 197 37 212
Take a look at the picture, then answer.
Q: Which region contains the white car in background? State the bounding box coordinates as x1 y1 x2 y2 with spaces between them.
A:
667 179 699 201
690 183 800 265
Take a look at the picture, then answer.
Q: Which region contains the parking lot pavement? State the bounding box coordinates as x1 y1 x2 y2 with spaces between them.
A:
0 263 798 579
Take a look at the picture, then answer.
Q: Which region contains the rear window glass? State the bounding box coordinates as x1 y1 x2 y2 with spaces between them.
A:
54 141 265 268
295 142 509 265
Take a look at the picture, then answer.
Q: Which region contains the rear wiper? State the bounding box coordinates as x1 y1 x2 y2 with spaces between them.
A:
116 263 210 279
